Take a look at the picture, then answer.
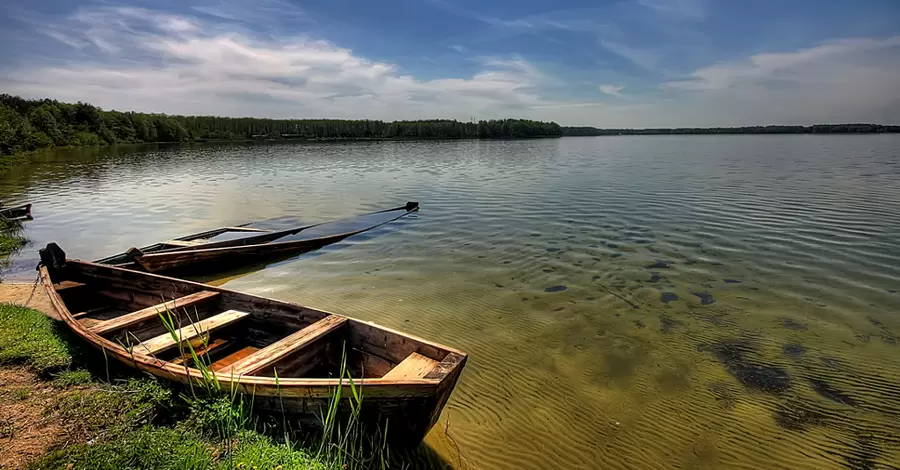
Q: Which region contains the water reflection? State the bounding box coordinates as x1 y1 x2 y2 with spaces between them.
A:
2 136 900 469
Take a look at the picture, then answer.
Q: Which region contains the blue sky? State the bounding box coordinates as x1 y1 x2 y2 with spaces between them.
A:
1 0 899 126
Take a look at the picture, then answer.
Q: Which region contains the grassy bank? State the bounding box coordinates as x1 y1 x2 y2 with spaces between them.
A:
0 218 27 260
0 304 394 470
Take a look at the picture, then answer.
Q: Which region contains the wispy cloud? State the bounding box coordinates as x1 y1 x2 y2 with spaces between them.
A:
636 0 706 20
664 36 900 91
3 5 553 120
598 84 625 97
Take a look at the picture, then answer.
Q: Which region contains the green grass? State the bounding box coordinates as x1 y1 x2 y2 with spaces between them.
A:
51 369 93 388
0 304 74 373
2 304 401 470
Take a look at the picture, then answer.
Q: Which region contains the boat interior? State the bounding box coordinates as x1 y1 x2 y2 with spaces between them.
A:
52 268 451 381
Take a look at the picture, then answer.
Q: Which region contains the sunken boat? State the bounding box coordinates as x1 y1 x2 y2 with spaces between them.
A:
95 202 418 275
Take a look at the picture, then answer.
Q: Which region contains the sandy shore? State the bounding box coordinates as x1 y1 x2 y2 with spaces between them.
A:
0 282 58 319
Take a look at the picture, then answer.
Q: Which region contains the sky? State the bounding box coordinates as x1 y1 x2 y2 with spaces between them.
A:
1 0 899 127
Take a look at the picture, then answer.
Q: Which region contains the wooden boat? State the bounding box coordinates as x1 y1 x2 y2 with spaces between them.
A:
0 203 33 221
95 202 419 275
38 243 466 445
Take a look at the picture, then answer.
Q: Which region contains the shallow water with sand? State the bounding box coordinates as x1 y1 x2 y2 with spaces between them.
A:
1 135 899 469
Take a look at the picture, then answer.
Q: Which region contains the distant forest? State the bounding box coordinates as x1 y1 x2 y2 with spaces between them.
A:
562 124 900 136
0 94 563 157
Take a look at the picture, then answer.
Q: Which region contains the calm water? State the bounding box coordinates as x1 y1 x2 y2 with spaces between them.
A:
2 136 900 469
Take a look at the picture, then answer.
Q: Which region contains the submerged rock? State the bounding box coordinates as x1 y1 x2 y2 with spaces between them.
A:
808 378 858 407
724 279 743 284
611 253 624 258
546 247 561 253
782 343 806 359
545 285 568 293
633 320 646 329
780 317 807 330
774 401 825 431
704 339 792 394
692 292 716 305
644 260 672 269
659 315 680 334
647 274 663 283
553 306 565 312
660 292 679 303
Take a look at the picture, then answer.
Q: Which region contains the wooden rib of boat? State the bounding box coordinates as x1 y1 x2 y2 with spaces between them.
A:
0 203 33 221
95 202 419 274
38 243 466 445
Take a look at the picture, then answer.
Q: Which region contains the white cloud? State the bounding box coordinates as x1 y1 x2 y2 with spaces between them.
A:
664 36 900 91
598 84 625 97
4 6 551 120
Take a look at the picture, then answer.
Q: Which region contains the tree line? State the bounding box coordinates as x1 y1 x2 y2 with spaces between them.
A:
0 94 563 157
562 124 900 136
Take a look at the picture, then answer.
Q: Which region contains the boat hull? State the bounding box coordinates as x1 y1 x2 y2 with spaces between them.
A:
39 252 465 445
0 203 32 221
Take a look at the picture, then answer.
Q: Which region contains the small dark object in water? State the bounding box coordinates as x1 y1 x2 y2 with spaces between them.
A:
633 320 645 329
782 343 806 358
780 317 807 330
660 292 679 303
545 285 568 293
707 340 791 394
659 315 680 334
592 257 602 261
867 316 883 326
774 401 825 431
808 378 858 407
493 282 505 288
553 306 565 312
889 289 897 294
647 274 663 283
529 233 541 237
645 260 671 269
477 255 486 259
521 297 529 302
701 283 713 288
546 247 561 252
692 292 715 305
611 253 623 258
502 260 511 265
584 296 596 301
647 246 659 253
724 279 742 284
880 334 897 346
542 268 554 273
607 242 619 249
592 275 601 280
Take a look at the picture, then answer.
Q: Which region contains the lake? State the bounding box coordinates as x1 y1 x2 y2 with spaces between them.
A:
2 135 899 469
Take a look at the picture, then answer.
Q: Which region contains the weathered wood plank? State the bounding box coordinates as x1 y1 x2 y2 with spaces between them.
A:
211 346 260 372
162 239 207 247
170 337 229 365
382 353 439 380
91 290 220 336
224 226 271 232
220 316 348 377
135 309 249 356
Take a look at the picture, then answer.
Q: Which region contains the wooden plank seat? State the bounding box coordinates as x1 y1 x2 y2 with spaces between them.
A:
90 290 220 336
382 353 440 380
134 309 250 356
218 315 348 377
